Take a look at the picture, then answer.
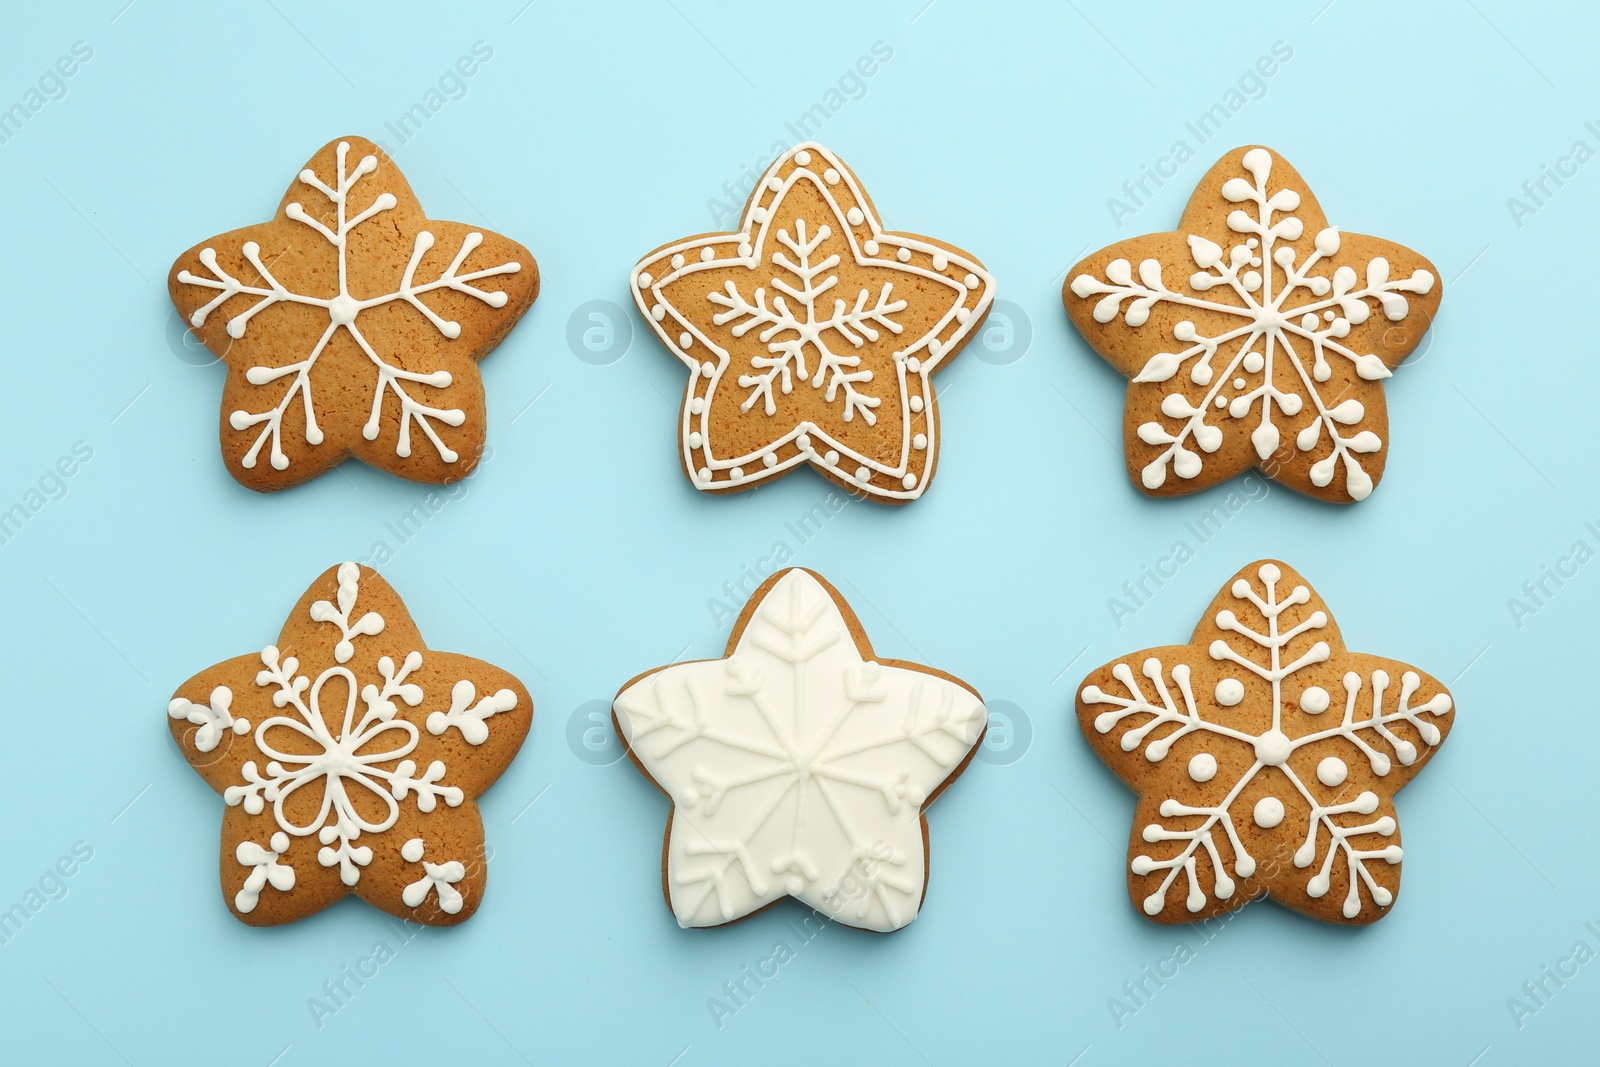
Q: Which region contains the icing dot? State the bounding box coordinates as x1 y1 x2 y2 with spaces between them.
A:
751 207 768 223
738 242 753 257
688 432 703 448
1214 396 1227 408
956 307 970 323
637 272 652 288
863 240 879 255
847 206 865 226
1254 729 1292 767
670 254 685 269
700 247 715 262
913 433 927 450
1232 377 1246 389
696 466 711 483
1188 753 1218 783
901 473 917 490
1324 309 1335 321
689 397 706 414
678 332 692 349
964 273 980 289
906 356 923 374
855 466 870 483
401 838 425 863
762 452 777 468
730 466 745 481
1253 797 1285 829
1214 678 1244 706
823 449 839 466
1299 686 1331 714
700 360 714 376
933 253 948 270
910 395 925 413
795 150 812 166
896 247 912 262
797 433 812 451
767 175 783 191
1242 350 1264 373
1318 756 1348 787
651 303 666 321
823 167 840 184
1246 238 1259 249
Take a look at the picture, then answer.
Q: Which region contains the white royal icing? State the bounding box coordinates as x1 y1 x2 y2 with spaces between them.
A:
176 140 522 471
400 837 466 915
168 685 250 753
234 831 295 914
613 570 986 931
215 563 513 893
1082 562 1452 920
1070 148 1434 500
631 143 995 502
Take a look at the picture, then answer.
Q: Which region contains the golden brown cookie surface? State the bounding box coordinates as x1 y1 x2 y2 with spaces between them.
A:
632 143 994 503
167 563 532 926
169 136 538 491
1065 146 1441 503
1076 560 1453 925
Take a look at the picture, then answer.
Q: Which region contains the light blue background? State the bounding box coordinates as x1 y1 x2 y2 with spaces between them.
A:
0 2 1593 1064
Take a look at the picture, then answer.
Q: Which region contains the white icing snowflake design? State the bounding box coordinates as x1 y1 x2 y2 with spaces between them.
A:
1068 147 1438 501
633 142 995 501
613 569 987 931
1078 561 1453 923
175 138 525 473
169 562 521 915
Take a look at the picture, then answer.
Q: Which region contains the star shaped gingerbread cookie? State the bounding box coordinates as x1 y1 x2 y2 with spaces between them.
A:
169 136 538 490
1076 560 1454 925
613 569 987 931
1065 146 1441 503
632 143 994 503
167 563 532 926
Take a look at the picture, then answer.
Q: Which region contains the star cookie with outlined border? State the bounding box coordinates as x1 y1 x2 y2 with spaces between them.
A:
169 136 538 491
1076 559 1454 925
166 562 532 926
1064 146 1441 503
631 143 995 503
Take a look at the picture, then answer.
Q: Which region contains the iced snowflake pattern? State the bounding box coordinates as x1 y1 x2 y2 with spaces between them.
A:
1069 148 1436 501
219 563 512 889
613 570 986 931
177 140 523 471
1079 561 1453 922
711 217 906 425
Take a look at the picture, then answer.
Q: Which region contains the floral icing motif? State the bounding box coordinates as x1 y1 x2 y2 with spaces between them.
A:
632 142 995 503
613 569 987 932
166 562 531 926
169 136 538 489
1076 560 1454 925
1064 146 1442 503
234 832 295 914
400 837 465 915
